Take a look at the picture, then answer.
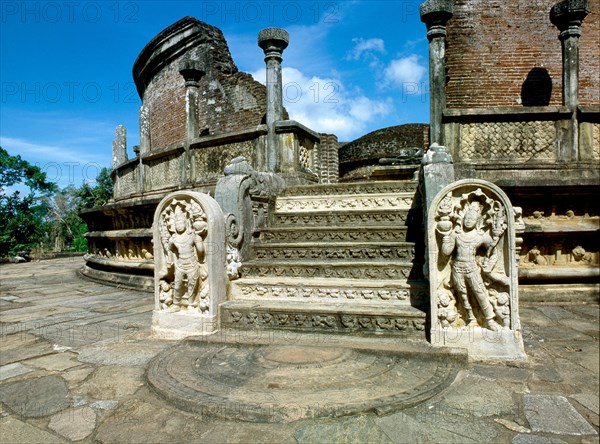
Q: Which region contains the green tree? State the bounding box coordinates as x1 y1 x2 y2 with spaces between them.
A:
43 168 113 253
0 147 58 257
76 167 113 211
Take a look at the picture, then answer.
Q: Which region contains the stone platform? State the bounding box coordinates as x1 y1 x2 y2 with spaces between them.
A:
146 341 463 422
1 258 598 443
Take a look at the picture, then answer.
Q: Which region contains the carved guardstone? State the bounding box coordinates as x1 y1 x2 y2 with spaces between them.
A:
427 179 526 361
152 192 227 338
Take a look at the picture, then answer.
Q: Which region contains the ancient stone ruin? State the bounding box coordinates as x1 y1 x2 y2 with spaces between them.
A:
79 0 598 361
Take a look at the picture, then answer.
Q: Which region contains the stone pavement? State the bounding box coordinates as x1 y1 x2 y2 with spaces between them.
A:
0 258 598 444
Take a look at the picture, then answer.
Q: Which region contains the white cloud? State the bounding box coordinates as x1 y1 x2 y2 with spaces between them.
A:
383 55 427 89
252 67 392 141
346 38 386 61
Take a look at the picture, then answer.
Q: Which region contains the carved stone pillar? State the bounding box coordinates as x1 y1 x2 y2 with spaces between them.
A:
258 28 289 172
112 125 127 168
139 105 151 154
179 60 206 144
179 60 206 185
420 0 453 147
551 0 590 161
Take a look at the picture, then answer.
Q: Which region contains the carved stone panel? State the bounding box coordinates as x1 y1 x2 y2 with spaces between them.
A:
152 191 227 337
427 179 525 360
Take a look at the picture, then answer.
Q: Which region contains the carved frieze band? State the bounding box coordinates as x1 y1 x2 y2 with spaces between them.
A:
242 264 415 279
224 310 426 333
237 284 426 302
253 245 415 261
275 212 409 226
282 182 417 197
275 194 414 213
262 229 408 242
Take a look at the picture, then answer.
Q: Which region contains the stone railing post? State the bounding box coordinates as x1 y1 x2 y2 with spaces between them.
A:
139 105 151 154
112 125 127 168
258 28 289 173
420 0 453 147
551 0 590 161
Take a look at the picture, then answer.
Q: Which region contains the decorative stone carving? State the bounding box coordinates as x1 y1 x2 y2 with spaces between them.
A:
459 121 556 161
215 157 284 278
275 194 414 213
152 191 227 338
428 179 525 360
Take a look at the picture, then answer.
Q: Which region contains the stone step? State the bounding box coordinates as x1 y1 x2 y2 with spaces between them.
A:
280 180 418 197
274 192 416 214
240 260 421 280
273 209 414 227
252 241 415 262
220 300 426 337
231 277 428 307
260 226 410 243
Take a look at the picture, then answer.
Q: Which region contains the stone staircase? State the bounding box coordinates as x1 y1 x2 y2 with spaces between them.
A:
221 180 428 337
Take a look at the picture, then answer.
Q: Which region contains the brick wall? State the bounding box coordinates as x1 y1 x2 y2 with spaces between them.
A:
139 20 270 150
446 0 599 108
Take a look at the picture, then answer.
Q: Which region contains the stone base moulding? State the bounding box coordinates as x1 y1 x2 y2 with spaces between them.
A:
151 191 227 338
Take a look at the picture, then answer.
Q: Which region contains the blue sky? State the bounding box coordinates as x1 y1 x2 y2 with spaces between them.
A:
1 1 429 189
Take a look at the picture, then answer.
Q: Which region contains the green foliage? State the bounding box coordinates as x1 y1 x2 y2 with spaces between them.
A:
1 147 113 257
0 147 57 193
76 167 113 210
0 147 57 257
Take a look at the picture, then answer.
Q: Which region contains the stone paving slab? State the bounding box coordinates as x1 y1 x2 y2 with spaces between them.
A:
0 258 598 443
524 394 598 436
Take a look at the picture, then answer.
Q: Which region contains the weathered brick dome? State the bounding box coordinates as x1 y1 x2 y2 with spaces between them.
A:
339 124 429 179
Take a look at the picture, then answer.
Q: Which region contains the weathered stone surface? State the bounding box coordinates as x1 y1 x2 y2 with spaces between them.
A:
294 416 393 444
75 366 144 399
435 373 518 417
89 399 119 410
146 342 461 422
61 366 95 385
0 362 34 381
571 392 600 415
375 411 480 443
0 416 68 443
524 394 597 435
512 435 568 444
23 352 81 371
0 375 70 417
77 341 169 366
48 406 96 441
94 398 212 444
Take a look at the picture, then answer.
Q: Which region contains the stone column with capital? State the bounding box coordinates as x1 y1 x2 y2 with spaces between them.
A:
179 60 206 145
420 0 453 148
551 0 590 161
258 28 289 172
179 60 206 185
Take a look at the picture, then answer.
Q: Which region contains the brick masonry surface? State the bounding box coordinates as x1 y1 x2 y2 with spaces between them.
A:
446 0 599 108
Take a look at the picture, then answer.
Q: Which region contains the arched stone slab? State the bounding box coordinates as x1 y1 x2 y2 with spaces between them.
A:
427 179 526 361
152 191 227 338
